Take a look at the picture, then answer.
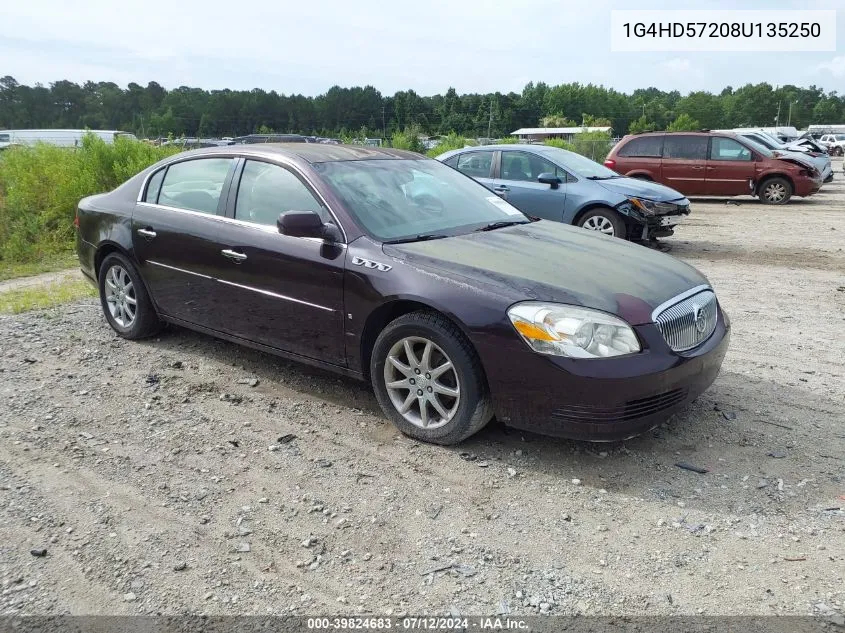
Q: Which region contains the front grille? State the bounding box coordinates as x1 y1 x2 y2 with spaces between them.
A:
551 388 688 423
654 289 718 352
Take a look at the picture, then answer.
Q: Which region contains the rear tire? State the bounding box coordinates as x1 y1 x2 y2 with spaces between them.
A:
98 253 162 339
758 177 792 205
577 207 628 239
370 311 493 445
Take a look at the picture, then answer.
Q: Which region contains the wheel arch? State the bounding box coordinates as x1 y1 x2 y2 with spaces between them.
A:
359 297 479 383
571 202 624 227
754 172 795 196
93 241 131 280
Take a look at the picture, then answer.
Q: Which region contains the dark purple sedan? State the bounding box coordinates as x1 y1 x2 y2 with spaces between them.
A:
75 144 729 445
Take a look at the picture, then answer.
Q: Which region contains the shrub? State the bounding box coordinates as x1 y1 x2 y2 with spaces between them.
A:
0 134 177 266
425 132 467 157
389 125 425 153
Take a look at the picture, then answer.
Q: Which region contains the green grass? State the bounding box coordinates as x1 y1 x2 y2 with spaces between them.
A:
0 279 97 314
0 251 77 281
0 134 178 267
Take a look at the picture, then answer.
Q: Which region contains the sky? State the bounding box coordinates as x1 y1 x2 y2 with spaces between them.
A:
1 0 843 96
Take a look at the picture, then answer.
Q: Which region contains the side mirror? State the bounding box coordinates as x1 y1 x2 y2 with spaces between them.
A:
277 210 342 243
538 172 563 189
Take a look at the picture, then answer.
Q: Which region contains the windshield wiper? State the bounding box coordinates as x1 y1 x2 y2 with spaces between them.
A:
384 233 450 244
475 220 528 232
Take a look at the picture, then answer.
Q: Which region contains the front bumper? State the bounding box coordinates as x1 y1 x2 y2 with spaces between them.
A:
476 311 730 441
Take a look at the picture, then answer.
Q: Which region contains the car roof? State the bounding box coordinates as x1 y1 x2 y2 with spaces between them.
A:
171 143 423 164
439 144 570 159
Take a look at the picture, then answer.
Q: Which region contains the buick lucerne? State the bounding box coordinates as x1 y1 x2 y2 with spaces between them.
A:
76 144 730 445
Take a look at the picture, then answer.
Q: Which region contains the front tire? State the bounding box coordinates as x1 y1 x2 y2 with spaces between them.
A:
577 207 627 239
758 177 792 205
98 253 162 339
370 311 493 445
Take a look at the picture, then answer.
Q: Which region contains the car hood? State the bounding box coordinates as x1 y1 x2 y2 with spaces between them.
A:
383 221 709 325
595 177 688 203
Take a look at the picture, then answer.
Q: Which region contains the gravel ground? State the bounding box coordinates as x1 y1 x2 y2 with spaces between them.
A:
1 163 844 618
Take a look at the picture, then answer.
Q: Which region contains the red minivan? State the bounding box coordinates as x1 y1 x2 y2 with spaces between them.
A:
605 132 821 204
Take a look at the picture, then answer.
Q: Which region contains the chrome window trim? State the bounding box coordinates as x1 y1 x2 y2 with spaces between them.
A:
135 153 348 244
135 201 346 248
146 261 336 313
650 284 712 323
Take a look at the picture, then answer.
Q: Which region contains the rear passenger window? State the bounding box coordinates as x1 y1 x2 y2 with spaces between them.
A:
455 151 494 178
662 136 708 160
158 158 233 214
710 138 752 161
143 168 166 203
235 160 327 227
618 136 663 157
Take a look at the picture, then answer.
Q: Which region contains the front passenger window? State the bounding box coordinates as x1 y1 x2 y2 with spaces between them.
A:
235 160 327 227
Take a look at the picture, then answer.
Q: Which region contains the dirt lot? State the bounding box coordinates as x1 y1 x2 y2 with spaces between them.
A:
1 162 844 618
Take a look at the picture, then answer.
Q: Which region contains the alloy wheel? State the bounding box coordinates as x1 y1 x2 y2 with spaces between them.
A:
383 336 460 430
582 215 615 235
763 182 787 203
103 264 137 328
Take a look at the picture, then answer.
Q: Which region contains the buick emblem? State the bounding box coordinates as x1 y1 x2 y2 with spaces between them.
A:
692 304 707 334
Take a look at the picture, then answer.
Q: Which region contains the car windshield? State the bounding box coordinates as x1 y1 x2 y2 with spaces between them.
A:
736 136 773 157
538 147 620 179
314 159 528 241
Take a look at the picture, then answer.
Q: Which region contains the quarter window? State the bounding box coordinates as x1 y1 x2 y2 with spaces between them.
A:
710 138 752 161
662 136 708 160
158 158 233 214
235 160 326 227
618 136 663 157
455 151 494 178
143 168 166 203
501 151 565 182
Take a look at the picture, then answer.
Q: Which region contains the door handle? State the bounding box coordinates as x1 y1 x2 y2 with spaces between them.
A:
493 185 510 191
137 228 157 239
221 249 247 263
492 185 509 198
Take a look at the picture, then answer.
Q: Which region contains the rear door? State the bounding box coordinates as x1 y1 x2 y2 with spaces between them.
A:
133 156 236 328
488 150 567 221
660 135 708 194
212 159 346 364
453 150 496 191
706 137 756 195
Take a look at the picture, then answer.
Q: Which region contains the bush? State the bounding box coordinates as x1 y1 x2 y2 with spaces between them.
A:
425 132 467 157
545 131 613 161
389 125 425 154
0 134 177 266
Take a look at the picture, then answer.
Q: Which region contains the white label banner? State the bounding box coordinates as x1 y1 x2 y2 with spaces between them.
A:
610 10 836 52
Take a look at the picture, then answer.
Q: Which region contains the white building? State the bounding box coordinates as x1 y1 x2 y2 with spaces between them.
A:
510 126 612 143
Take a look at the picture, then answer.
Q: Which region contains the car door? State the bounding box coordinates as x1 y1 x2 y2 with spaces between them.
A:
133 156 236 328
659 135 708 194
489 150 567 221
453 150 496 191
212 158 346 365
706 137 757 195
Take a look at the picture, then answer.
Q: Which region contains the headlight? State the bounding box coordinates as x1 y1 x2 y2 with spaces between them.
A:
626 197 679 216
507 302 641 359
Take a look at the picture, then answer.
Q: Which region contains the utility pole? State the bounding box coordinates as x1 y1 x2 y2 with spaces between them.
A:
381 106 386 140
486 99 494 140
787 100 797 126
775 100 781 127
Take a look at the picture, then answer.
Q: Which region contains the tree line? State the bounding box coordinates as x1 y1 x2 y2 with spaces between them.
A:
1 75 844 139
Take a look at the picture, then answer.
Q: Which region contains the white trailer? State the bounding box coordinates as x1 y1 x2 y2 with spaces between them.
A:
0 129 138 149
